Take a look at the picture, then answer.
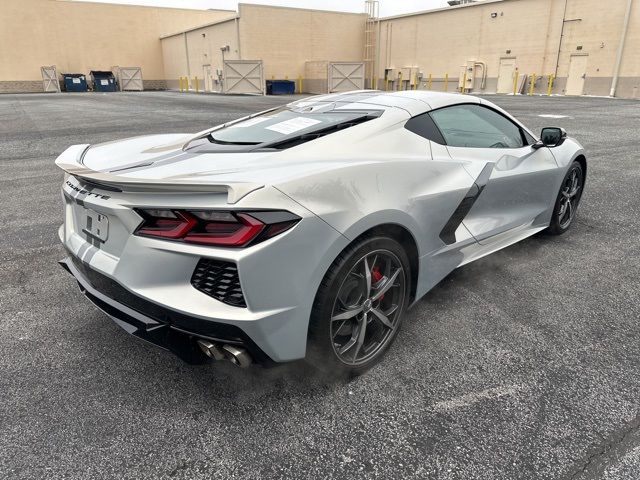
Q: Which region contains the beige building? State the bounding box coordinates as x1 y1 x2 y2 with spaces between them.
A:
376 0 639 98
0 0 235 92
160 4 367 93
1 0 638 98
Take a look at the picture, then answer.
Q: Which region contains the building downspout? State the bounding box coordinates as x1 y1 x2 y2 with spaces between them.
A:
184 32 191 78
376 19 382 89
554 0 569 78
235 17 241 59
610 0 633 97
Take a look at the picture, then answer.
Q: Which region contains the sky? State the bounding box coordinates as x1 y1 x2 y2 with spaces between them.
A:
75 0 451 17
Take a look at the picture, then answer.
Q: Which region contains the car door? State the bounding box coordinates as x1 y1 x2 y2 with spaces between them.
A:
429 103 560 243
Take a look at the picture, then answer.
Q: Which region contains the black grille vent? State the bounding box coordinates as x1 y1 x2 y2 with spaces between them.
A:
191 259 246 308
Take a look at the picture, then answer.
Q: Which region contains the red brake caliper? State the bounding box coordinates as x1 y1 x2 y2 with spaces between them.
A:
371 266 384 301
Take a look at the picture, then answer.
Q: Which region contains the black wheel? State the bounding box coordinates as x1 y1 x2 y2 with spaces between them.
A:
307 236 410 375
546 161 585 235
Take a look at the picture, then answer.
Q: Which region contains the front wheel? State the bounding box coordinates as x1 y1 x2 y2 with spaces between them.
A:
546 161 585 235
307 236 410 376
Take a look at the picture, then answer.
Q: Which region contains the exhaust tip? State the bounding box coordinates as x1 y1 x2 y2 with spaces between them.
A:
221 344 252 368
196 340 252 367
196 339 225 361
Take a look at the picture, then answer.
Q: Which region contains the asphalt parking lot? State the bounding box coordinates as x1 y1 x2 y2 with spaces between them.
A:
1 91 639 479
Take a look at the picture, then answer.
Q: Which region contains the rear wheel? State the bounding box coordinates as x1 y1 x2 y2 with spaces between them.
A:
307 236 410 376
546 161 584 235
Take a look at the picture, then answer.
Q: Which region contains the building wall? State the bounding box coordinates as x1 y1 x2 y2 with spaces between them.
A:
3 0 638 98
238 4 366 83
377 0 639 97
162 19 241 91
160 4 366 93
0 0 235 92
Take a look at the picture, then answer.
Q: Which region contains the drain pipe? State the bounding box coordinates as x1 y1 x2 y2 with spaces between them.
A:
610 0 634 97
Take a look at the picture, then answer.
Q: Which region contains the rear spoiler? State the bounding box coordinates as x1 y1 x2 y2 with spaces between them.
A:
54 144 263 204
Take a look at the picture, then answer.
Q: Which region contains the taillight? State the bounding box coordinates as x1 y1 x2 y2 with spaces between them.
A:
134 209 300 247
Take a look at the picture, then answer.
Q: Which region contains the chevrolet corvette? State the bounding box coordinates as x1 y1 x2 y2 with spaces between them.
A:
56 90 586 374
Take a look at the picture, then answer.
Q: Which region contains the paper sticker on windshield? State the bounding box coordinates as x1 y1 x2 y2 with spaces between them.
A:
229 117 272 128
265 117 321 135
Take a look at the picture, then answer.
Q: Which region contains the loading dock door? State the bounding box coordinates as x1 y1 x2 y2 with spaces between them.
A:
41 66 60 93
119 67 143 91
328 62 365 93
566 55 588 96
223 60 264 94
496 58 516 94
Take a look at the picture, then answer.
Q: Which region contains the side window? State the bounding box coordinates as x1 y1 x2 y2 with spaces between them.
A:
404 112 445 144
429 104 526 148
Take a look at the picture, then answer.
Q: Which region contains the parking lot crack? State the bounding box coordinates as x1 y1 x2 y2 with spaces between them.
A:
566 411 640 480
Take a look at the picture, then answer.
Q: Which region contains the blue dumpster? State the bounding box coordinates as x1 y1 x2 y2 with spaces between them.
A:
266 80 295 95
91 71 117 92
62 74 88 92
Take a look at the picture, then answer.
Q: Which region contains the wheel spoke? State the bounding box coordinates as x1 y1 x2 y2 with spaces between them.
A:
332 319 348 339
352 314 368 360
363 257 372 298
331 306 363 321
338 335 357 355
566 198 573 219
371 307 393 329
371 268 401 301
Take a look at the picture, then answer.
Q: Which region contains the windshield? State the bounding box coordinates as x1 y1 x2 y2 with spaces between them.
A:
209 107 376 145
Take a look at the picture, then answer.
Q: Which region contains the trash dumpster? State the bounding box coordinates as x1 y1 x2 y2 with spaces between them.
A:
62 74 88 92
90 71 117 92
266 80 295 95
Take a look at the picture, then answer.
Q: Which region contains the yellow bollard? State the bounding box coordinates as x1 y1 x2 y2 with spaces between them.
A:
528 73 536 96
547 74 555 96
398 71 403 91
297 75 303 93
513 68 519 95
194 76 199 93
372 76 377 90
461 70 467 93
444 73 448 92
428 73 432 90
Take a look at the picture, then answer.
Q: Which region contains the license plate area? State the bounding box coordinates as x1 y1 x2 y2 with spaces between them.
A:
82 208 109 242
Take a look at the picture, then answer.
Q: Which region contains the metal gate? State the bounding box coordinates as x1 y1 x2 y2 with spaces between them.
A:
41 66 60 93
328 62 365 93
223 60 264 94
118 67 143 91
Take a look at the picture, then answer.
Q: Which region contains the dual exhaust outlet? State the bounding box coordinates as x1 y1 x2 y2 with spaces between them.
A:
197 339 252 368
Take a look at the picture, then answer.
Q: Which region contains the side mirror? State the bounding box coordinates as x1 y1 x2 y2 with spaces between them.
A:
533 127 567 148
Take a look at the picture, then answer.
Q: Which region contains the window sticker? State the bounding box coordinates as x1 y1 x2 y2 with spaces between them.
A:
228 116 272 128
265 117 322 135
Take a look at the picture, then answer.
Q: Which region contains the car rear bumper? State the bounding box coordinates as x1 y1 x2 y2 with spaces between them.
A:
59 254 274 364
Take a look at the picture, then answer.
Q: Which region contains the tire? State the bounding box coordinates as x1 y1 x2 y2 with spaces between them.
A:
307 236 411 376
546 161 585 236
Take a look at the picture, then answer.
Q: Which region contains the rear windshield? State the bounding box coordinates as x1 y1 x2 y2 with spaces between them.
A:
209 108 375 145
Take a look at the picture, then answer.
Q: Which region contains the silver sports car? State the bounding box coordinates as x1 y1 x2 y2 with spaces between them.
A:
56 90 586 374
